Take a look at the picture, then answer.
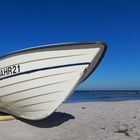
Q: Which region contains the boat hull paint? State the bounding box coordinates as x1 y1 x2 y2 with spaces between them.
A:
0 42 107 120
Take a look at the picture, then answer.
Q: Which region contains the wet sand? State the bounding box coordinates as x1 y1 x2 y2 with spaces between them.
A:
0 100 140 140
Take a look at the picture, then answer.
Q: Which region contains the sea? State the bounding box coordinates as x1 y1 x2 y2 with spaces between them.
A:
66 90 140 103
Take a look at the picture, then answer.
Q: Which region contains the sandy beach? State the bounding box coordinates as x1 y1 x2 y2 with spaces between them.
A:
0 100 140 140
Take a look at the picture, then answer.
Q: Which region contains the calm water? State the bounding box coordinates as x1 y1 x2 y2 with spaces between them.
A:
66 90 140 103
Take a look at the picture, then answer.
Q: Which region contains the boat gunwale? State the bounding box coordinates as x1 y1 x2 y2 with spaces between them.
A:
0 42 107 61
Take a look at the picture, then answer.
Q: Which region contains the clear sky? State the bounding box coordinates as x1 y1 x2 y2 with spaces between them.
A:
0 0 140 90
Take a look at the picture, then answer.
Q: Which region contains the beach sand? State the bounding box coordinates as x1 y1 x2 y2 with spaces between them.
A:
0 100 140 140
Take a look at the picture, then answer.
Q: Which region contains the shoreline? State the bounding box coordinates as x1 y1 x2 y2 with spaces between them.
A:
0 100 140 140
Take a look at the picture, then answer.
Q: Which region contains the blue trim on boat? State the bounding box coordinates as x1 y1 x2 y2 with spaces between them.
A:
0 62 90 81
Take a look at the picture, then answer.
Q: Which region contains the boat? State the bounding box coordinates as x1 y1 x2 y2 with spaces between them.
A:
0 42 107 120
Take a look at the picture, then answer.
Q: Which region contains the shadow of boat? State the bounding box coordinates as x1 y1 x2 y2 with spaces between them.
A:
17 112 75 128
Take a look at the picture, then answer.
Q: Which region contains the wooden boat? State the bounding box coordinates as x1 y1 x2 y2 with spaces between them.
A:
0 42 107 120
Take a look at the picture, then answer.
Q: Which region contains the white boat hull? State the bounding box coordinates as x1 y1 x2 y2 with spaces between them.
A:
0 42 106 120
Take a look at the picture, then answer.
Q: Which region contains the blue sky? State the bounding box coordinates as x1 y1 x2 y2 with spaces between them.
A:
0 0 140 90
